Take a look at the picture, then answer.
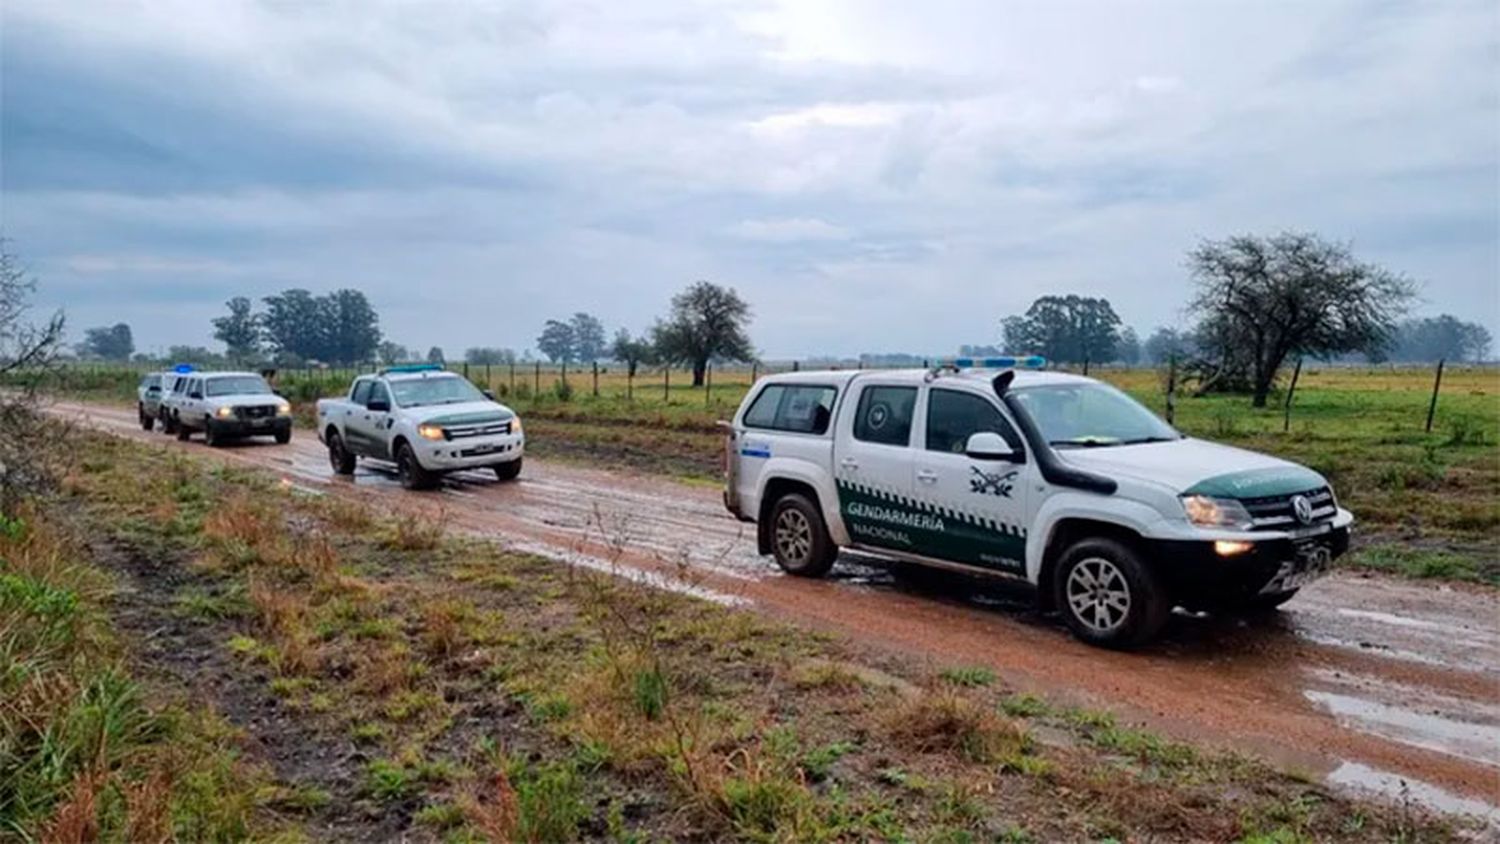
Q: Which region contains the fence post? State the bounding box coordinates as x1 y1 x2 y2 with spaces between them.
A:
463 362 470 380
663 366 670 403
534 362 540 396
706 362 712 408
485 363 491 389
1082 357 1090 376
1282 357 1302 433
509 361 515 395
592 361 599 397
627 369 634 401
751 361 758 383
1426 358 1445 433
792 360 800 373
1164 355 1178 426
561 361 567 390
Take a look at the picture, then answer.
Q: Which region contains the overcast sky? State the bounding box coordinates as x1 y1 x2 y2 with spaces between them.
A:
3 0 1496 358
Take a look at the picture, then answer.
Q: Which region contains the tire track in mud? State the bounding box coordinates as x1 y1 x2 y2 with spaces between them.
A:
58 400 1500 826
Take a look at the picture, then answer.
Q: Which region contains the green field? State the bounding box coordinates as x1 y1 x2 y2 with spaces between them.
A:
25 362 1500 584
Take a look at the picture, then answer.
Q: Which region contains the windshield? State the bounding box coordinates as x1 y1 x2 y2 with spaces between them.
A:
206 376 272 397
389 375 485 407
1010 383 1180 448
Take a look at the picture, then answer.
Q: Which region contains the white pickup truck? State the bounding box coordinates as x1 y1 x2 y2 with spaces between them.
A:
723 358 1352 647
316 365 523 489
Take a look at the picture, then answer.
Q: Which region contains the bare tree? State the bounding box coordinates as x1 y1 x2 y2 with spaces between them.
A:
0 243 67 514
1187 232 1415 406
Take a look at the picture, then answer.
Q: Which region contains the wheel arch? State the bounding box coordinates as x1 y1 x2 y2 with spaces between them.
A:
1033 516 1150 612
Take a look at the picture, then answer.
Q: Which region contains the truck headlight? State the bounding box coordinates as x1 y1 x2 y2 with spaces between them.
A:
511 417 521 436
276 402 292 416
215 406 235 419
417 423 446 441
1180 495 1254 530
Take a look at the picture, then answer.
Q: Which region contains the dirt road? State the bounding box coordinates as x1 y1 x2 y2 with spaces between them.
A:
63 401 1499 823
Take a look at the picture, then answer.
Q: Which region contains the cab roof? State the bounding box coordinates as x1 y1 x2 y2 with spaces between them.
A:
757 367 1095 390
199 371 265 380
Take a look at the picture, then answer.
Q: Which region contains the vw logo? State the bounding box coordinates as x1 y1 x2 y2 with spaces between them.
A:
1291 494 1314 525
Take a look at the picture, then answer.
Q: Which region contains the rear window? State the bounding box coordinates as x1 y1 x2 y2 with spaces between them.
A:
139 375 158 389
743 384 837 435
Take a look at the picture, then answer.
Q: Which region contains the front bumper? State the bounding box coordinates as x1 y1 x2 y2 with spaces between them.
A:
419 434 524 471
207 417 292 437
1147 523 1350 602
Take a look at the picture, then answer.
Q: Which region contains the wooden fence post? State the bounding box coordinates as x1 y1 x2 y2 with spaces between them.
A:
534 362 540 396
706 362 712 408
627 369 634 401
1426 359 1445 433
751 361 758 383
592 361 599 397
1283 357 1302 433
1164 355 1178 426
663 366 670 403
561 361 567 390
509 362 515 395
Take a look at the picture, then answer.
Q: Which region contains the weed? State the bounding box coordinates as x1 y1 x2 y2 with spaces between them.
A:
382 513 445 552
632 667 667 720
364 759 413 801
415 801 466 830
801 741 856 782
887 688 1028 764
939 665 996 687
999 693 1051 718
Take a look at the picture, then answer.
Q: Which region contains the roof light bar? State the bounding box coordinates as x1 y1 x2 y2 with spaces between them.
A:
939 355 1047 370
172 363 196 373
380 364 446 375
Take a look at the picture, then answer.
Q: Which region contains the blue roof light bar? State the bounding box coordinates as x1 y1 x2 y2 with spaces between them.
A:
939 355 1047 370
380 363 447 375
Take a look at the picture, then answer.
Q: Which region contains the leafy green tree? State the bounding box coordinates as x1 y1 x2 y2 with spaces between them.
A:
426 346 446 364
1188 232 1415 406
1143 327 1192 365
537 319 576 363
651 281 754 387
321 289 382 364
1384 315 1492 363
80 323 134 360
1002 295 1121 365
570 313 607 362
378 341 411 365
0 244 66 514
610 329 657 377
212 296 261 362
260 289 325 363
1115 327 1141 365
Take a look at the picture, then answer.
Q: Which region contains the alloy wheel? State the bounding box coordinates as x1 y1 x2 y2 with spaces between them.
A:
1065 557 1132 634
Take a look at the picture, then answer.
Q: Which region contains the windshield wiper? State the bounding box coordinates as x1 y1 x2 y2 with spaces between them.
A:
1116 435 1182 445
1048 438 1122 448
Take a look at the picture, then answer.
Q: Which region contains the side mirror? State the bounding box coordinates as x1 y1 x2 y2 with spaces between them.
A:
189 391 203 400
965 431 1019 462
482 389 495 401
366 399 391 413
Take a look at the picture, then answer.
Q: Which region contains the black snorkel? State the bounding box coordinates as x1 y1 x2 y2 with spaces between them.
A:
993 371 1117 496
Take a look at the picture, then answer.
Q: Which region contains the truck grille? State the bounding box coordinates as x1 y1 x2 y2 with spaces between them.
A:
237 405 274 419
444 421 511 440
1243 486 1336 531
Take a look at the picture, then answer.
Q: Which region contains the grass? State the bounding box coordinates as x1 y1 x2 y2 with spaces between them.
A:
5 420 1478 840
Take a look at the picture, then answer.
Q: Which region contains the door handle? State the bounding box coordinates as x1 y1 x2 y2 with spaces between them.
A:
839 457 859 470
916 469 938 484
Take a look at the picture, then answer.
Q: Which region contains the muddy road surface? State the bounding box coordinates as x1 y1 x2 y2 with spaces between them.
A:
62 401 1500 824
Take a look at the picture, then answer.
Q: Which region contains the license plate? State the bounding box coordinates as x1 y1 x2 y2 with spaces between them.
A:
1261 540 1334 594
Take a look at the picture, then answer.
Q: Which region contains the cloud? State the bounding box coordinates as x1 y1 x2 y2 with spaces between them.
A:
728 217 853 242
0 0 1494 356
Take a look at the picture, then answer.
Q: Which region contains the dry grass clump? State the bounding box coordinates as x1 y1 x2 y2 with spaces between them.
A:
885 687 1028 764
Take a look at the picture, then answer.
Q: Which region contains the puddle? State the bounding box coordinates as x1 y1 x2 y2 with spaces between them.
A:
1328 761 1499 826
1305 689 1500 768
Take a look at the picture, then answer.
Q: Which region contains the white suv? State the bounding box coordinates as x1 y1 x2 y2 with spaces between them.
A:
168 372 293 446
723 358 1352 647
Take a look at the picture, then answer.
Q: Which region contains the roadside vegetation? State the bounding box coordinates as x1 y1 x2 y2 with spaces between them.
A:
1 422 1472 841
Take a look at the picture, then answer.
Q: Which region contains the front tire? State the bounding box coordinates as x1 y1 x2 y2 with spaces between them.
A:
139 406 155 431
396 442 438 491
493 458 522 482
1055 537 1170 648
176 422 191 441
769 493 837 577
162 411 177 434
327 431 356 475
274 428 292 445
204 421 222 447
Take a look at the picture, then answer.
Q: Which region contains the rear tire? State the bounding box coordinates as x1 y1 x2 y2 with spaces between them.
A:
327 431 356 475
1054 537 1170 648
493 458 522 482
396 442 438 491
139 406 155 431
274 429 292 445
769 493 837 577
204 422 222 447
176 422 191 441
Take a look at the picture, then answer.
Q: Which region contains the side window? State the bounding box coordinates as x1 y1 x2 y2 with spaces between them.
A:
853 386 917 447
367 382 391 408
743 385 838 435
926 389 1021 453
743 385 784 428
351 380 372 405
